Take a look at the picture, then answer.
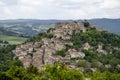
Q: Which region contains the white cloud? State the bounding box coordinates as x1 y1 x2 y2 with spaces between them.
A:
100 0 120 9
19 0 43 6
0 0 119 19
0 1 5 6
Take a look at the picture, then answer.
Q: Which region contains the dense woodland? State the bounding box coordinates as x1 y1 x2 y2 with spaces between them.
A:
0 61 120 80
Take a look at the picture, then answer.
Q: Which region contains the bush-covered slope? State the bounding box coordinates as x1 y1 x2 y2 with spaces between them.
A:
72 29 120 48
71 29 120 72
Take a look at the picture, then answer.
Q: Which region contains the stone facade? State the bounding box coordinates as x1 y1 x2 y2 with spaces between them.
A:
50 22 87 40
68 49 85 59
97 44 107 55
83 43 92 50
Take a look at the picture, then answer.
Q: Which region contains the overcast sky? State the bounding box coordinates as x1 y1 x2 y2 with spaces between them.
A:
0 0 120 20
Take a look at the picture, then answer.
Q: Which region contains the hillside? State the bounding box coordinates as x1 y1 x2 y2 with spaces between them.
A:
13 21 120 72
0 21 120 80
0 19 119 37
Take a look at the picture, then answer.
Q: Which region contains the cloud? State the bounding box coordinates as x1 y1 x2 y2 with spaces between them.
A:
0 1 5 6
0 0 18 5
0 0 120 19
100 0 120 9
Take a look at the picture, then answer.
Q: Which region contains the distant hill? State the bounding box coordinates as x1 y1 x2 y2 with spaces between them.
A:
88 18 120 35
0 34 27 44
0 18 119 37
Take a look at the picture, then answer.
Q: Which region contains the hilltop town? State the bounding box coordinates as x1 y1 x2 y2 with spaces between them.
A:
13 21 120 72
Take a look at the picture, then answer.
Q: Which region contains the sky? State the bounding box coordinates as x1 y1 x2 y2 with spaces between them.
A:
0 0 120 20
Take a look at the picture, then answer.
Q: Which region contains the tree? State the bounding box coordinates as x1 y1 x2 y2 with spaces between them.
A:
56 49 66 57
44 63 85 80
0 71 13 80
26 65 39 75
77 60 91 68
7 66 27 80
83 20 90 28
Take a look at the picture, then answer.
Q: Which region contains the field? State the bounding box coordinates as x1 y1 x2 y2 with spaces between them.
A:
0 34 27 45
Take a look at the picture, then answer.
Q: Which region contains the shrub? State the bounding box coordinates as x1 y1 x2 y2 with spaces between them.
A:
56 49 66 57
83 20 90 27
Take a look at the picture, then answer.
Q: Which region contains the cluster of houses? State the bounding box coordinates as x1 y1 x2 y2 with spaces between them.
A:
13 22 87 69
50 22 87 40
14 37 86 69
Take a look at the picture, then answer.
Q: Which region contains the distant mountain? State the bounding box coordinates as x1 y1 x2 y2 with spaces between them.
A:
0 18 119 37
88 18 120 35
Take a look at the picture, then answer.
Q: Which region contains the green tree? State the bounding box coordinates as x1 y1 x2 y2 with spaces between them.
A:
83 20 90 28
0 71 13 80
56 49 66 57
7 66 27 80
26 65 39 75
44 63 85 80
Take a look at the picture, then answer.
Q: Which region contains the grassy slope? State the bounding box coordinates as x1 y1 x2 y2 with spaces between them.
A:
0 34 27 44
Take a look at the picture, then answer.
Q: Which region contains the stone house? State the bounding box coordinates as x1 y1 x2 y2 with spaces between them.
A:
83 43 92 50
68 49 85 59
97 44 107 55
